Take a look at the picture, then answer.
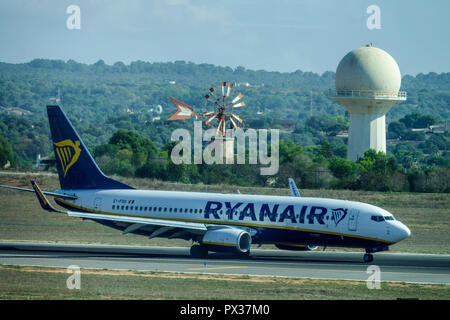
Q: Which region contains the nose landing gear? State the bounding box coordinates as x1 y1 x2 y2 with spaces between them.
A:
363 246 388 263
363 253 374 263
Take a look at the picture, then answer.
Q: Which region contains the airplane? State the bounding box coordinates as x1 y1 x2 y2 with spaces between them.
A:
0 105 411 263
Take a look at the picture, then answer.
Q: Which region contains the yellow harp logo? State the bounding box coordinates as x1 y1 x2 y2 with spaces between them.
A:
54 139 81 177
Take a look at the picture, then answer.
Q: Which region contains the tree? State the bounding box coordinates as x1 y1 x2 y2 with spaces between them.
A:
0 134 14 168
388 121 407 139
355 149 403 191
329 157 358 180
109 129 158 160
319 140 333 159
399 113 438 129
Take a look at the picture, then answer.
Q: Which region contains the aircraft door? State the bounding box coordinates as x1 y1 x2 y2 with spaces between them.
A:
348 209 359 231
94 197 102 211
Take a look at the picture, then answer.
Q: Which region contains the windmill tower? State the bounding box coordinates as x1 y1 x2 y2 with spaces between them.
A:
168 82 246 162
330 45 407 161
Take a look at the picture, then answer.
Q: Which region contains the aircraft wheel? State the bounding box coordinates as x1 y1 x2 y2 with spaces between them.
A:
363 253 373 263
235 250 251 259
190 244 208 258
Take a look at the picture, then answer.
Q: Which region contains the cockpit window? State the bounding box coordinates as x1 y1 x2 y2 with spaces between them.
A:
383 216 394 221
371 215 384 222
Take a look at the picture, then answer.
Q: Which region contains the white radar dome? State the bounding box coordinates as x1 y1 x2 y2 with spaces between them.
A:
335 45 402 93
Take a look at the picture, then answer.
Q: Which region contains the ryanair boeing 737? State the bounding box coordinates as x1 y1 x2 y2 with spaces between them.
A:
1 105 411 263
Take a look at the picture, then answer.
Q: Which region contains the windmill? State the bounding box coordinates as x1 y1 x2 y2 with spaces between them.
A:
168 81 246 137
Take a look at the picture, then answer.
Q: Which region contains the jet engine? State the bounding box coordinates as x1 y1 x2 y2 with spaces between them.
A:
201 228 252 254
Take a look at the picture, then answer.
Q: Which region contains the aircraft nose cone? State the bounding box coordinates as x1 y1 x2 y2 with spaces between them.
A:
396 223 411 242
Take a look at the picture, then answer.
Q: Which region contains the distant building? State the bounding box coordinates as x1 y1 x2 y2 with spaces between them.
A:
0 106 32 116
33 154 55 170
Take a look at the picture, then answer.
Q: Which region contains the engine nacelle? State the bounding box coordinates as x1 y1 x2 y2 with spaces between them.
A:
275 244 319 251
201 228 252 254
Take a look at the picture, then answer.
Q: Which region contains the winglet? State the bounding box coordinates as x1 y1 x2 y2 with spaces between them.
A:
31 180 65 213
288 178 301 197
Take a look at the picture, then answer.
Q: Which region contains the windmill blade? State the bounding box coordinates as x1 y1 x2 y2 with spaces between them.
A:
229 116 239 129
205 113 217 124
203 111 216 117
231 113 243 123
216 118 224 135
219 118 227 136
221 82 226 97
206 91 222 108
205 94 220 106
208 87 219 100
226 83 233 98
231 93 243 104
232 102 246 108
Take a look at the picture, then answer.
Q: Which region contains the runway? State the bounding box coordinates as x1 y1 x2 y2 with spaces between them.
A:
0 241 449 285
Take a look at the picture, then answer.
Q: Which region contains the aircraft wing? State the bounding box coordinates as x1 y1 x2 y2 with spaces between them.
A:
30 180 207 238
0 183 77 200
67 211 207 232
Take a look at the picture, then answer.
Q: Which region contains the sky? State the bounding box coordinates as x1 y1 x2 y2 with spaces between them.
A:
0 0 448 76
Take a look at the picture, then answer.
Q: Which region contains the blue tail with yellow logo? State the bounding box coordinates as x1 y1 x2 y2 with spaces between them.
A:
47 105 134 190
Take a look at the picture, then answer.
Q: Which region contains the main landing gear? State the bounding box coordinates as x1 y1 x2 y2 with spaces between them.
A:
190 244 208 258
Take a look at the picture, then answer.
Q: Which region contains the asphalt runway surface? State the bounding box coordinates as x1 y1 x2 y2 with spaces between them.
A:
0 242 449 285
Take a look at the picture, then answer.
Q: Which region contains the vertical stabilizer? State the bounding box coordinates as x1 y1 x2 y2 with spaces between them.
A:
47 105 133 190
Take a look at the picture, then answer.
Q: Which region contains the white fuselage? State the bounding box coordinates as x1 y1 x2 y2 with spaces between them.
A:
54 189 411 249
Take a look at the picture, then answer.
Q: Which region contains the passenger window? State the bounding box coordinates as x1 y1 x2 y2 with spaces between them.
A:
169 208 172 212
199 209 203 213
126 206 129 210
194 209 197 213
174 208 177 213
189 209 193 213
121 205 124 210
112 205 115 210
158 207 162 212
164 208 167 212
185 208 188 213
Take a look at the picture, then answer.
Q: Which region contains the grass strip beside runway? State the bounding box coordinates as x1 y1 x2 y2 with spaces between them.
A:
0 265 448 300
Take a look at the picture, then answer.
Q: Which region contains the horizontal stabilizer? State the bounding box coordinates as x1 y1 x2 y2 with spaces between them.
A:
0 184 77 200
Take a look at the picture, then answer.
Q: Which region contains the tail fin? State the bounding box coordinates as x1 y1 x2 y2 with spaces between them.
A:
47 105 133 190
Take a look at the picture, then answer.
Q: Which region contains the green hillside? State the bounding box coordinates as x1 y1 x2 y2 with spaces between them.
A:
0 59 448 192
